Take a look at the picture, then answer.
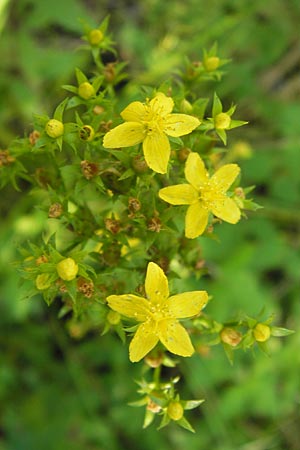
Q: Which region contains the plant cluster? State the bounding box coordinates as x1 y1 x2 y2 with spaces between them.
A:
0 17 293 432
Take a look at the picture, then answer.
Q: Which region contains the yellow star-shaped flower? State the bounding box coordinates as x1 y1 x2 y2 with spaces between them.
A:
159 152 241 238
106 262 208 362
103 92 200 174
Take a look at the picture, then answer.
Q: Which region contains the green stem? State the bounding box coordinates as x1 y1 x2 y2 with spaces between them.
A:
153 365 161 389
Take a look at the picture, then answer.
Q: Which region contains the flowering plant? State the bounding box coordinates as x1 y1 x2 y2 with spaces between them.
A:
0 17 293 432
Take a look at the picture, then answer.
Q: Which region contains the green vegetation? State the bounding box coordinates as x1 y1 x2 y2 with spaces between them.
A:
1 1 300 449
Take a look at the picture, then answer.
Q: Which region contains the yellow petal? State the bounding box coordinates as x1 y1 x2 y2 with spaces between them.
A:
149 92 174 116
164 114 200 137
143 132 170 174
211 195 241 224
106 294 149 321
145 262 169 303
159 184 198 205
103 122 145 148
185 202 209 238
185 152 208 189
167 291 208 318
129 321 159 362
121 101 147 122
158 320 194 357
210 164 240 192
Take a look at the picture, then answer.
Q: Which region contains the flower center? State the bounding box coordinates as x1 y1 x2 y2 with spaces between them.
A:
199 182 223 209
142 105 166 134
148 302 172 322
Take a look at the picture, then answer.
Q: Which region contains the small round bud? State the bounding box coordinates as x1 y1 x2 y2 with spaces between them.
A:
107 310 121 325
56 258 78 281
220 327 242 347
180 99 193 114
36 273 52 290
167 401 184 421
253 323 271 342
214 113 231 130
45 119 64 138
88 29 104 45
204 56 220 72
78 82 95 100
79 125 95 141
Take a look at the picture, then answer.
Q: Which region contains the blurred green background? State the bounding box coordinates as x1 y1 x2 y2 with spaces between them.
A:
1 0 300 449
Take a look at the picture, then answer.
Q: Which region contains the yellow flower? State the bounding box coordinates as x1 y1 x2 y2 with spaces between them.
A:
103 92 200 174
159 152 241 238
106 262 208 362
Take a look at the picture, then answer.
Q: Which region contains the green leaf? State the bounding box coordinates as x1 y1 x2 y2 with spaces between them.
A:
271 327 295 337
177 416 195 433
212 92 223 116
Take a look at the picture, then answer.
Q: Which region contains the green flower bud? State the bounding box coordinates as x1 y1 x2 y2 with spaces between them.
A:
180 99 193 114
214 112 231 130
45 119 64 138
88 29 104 45
107 310 121 325
56 258 78 281
253 323 271 342
36 273 52 290
204 56 220 71
167 401 184 421
78 82 95 100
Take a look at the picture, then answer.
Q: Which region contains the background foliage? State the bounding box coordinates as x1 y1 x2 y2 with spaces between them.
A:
1 0 300 449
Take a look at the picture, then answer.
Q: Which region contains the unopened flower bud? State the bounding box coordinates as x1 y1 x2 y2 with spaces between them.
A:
36 273 51 290
78 82 95 100
253 323 271 342
107 310 121 325
56 258 78 281
180 99 193 114
204 56 220 72
167 401 184 421
88 29 104 45
214 113 231 130
220 327 242 347
45 119 64 138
